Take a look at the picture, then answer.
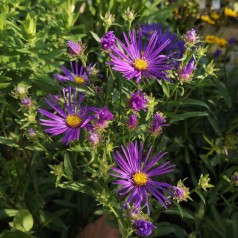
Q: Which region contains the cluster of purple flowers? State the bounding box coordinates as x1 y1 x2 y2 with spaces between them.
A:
38 87 113 145
36 23 192 236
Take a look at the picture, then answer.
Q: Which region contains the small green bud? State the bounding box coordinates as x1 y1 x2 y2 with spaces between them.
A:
122 8 137 23
204 60 219 77
198 174 214 191
196 46 208 58
101 12 115 29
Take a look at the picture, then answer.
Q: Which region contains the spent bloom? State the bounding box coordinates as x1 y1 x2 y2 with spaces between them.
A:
178 60 195 82
126 114 137 130
173 179 192 203
128 90 149 112
88 132 100 147
21 98 32 107
27 128 37 139
38 87 92 144
111 141 174 213
150 112 168 135
67 40 84 56
232 172 238 186
94 107 114 129
109 29 174 83
134 219 156 237
198 174 214 191
54 61 89 85
101 31 115 51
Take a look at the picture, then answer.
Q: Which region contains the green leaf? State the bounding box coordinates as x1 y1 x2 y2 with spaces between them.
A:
161 79 170 98
64 154 73 180
13 209 33 232
0 209 18 219
0 137 19 148
215 82 232 108
90 31 101 43
182 99 210 110
164 206 195 219
194 189 206 204
169 111 208 123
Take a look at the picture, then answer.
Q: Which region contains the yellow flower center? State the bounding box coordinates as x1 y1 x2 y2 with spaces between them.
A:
133 59 148 71
66 114 82 128
74 76 85 84
133 171 148 186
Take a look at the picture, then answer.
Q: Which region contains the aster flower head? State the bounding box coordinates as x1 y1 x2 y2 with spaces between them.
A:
173 179 192 203
128 90 149 112
111 141 174 213
134 219 156 237
178 60 195 83
127 114 137 130
109 29 174 84
213 49 222 58
67 40 84 56
142 23 185 64
38 87 92 144
229 37 236 45
101 31 115 51
54 61 89 85
94 107 114 129
184 29 199 45
150 112 168 135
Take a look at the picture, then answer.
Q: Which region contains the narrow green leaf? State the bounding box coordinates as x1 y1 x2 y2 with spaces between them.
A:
64 154 73 180
90 31 101 42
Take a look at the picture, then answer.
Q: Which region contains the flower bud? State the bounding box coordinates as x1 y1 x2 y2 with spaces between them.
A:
127 114 137 130
184 29 199 45
67 40 85 56
122 8 137 23
198 174 214 191
101 12 115 29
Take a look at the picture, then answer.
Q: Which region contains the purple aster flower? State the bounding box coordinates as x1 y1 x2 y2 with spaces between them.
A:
178 60 195 82
67 40 84 56
213 49 222 58
184 29 199 44
134 219 156 237
54 61 89 85
21 98 32 107
38 87 92 144
109 29 174 83
101 31 115 51
141 23 185 64
127 114 137 130
150 112 168 135
111 141 174 213
128 90 148 112
229 37 236 45
94 107 114 129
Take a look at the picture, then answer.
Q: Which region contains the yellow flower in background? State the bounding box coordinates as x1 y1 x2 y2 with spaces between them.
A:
205 35 218 44
201 15 215 24
211 12 220 20
224 8 238 17
216 38 227 47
